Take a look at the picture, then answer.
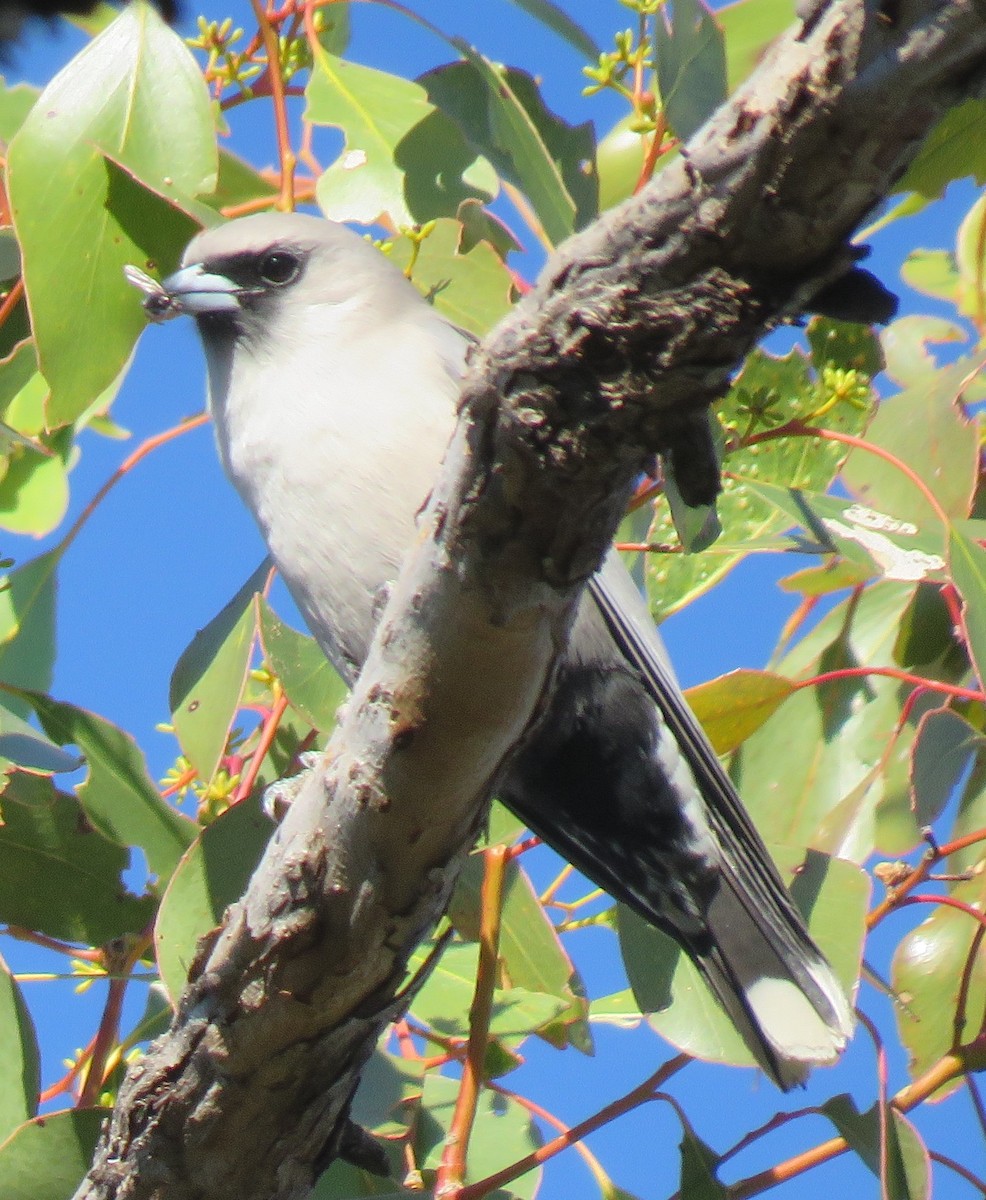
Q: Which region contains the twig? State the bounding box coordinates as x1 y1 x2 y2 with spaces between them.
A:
251 0 296 210
436 845 508 1195
456 1055 689 1200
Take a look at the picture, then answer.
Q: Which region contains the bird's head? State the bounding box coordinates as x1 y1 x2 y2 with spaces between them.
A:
144 212 424 352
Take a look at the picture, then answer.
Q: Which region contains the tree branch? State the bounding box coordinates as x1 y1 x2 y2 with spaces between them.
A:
75 3 986 1197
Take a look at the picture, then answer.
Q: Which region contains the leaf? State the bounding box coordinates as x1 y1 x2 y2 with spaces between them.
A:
677 1111 727 1199
910 708 983 830
0 772 154 944
25 693 195 881
0 551 59 714
734 582 919 859
0 702 81 775
743 482 948 585
892 769 986 1098
7 4 215 425
823 1095 930 1200
900 250 960 309
842 362 978 528
0 80 39 145
0 432 68 535
155 794 270 1002
955 191 986 322
448 855 591 1051
408 942 567 1044
0 1108 107 1200
257 598 346 732
718 0 794 90
170 560 269 782
949 528 986 690
416 1072 542 1199
306 50 496 229
350 1050 423 1139
895 97 986 199
200 148 278 214
646 346 873 618
880 314 968 388
684 669 796 755
0 953 38 1143
387 218 516 336
806 316 885 379
619 853 866 1072
423 53 597 241
655 0 727 142
502 0 599 59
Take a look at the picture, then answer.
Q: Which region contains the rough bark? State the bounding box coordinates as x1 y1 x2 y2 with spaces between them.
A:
76 2 986 1197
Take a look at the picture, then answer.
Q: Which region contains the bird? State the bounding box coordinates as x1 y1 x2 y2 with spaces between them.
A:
135 211 854 1089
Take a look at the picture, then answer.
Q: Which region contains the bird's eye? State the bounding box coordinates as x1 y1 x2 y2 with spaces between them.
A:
258 251 301 286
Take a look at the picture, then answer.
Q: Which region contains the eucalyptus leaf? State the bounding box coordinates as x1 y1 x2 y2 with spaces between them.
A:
7 4 215 425
0 953 38 1144
170 559 269 783
0 1108 107 1200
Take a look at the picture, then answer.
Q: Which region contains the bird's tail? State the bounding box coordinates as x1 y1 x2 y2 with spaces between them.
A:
689 863 853 1088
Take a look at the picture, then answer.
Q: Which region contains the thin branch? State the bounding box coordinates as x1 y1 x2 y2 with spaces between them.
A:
928 1150 986 1196
251 0 296 210
436 845 508 1194
457 1056 689 1200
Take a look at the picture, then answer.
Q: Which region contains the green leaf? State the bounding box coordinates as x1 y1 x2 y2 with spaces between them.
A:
823 1095 930 1200
312 1161 405 1199
655 0 727 142
742 482 948 585
949 528 986 689
258 598 346 732
351 1050 423 1139
155 793 270 1002
408 942 567 1044
416 1072 542 1199
677 1111 727 1199
806 316 884 379
482 800 527 849
910 708 983 830
0 953 38 1143
7 4 215 425
0 1108 107 1200
0 453 68 539
306 50 496 229
387 218 516 336
0 701 80 774
683 669 796 755
0 772 154 944
881 315 968 388
170 560 269 782
734 583 916 859
502 0 599 59
900 249 960 308
955 191 986 322
895 97 986 199
200 148 278 214
25 694 195 881
448 855 591 1051
718 0 794 91
892 753 986 1096
646 346 873 618
426 50 597 242
0 79 39 145
0 551 59 713
619 853 866 1072
842 362 978 529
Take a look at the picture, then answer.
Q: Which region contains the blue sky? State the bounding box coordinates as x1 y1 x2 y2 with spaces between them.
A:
4 2 984 1198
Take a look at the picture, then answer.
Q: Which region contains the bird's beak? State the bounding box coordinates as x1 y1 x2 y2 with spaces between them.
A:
155 262 242 318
